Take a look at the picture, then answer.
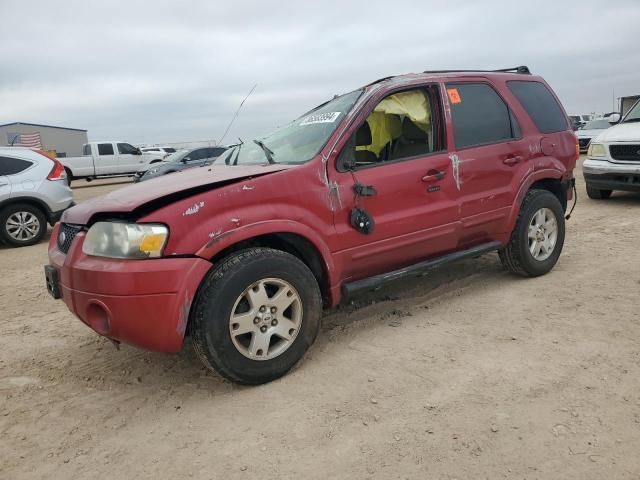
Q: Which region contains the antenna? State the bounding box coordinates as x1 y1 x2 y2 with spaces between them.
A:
218 84 257 146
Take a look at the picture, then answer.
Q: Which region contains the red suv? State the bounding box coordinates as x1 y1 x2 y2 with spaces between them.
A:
45 67 578 384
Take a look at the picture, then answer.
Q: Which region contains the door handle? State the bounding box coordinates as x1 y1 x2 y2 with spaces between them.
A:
422 169 446 182
503 155 523 166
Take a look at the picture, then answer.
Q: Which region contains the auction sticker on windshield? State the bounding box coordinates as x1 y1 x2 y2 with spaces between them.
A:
300 112 341 126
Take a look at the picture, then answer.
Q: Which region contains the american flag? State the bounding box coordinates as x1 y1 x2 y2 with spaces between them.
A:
8 132 42 149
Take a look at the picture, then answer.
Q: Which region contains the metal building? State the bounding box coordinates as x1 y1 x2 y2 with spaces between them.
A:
0 122 88 157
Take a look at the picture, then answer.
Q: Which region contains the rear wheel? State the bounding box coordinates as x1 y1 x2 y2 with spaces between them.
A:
499 189 565 277
586 185 612 200
64 167 73 186
0 203 47 247
190 248 322 385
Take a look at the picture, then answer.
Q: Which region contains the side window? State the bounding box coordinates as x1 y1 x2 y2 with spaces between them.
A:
186 149 205 161
117 143 138 155
507 80 568 133
0 156 34 175
347 86 444 169
446 83 516 149
97 143 114 156
82 144 92 156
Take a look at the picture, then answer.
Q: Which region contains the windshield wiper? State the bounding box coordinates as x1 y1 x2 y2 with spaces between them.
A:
253 139 275 164
226 138 244 166
622 117 640 123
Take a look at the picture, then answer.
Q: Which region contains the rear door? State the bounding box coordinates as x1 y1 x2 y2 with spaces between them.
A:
327 84 460 281
444 81 528 245
94 143 118 175
116 142 144 173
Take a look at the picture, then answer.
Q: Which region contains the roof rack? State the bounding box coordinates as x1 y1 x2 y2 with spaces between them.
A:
423 66 531 75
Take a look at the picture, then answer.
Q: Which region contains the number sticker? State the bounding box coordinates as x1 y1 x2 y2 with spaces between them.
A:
299 112 341 126
447 88 462 104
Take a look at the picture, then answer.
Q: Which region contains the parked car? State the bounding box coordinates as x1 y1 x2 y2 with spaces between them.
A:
576 118 613 152
0 147 73 247
568 115 583 130
583 98 640 199
45 66 577 384
140 146 179 159
134 146 227 182
61 141 164 183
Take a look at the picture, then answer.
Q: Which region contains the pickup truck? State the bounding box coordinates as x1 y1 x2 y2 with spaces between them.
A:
61 142 164 182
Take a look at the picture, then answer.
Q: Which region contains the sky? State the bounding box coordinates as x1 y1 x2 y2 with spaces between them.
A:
1 0 639 146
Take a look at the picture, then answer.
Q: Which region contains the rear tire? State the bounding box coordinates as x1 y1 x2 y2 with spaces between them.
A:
499 189 565 277
190 248 322 385
586 185 612 200
0 203 47 247
64 167 73 186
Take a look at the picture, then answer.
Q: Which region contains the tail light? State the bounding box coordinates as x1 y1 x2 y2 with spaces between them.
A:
35 150 67 181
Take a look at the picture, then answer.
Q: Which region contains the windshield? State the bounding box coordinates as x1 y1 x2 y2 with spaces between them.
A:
582 119 610 130
218 90 363 166
623 99 640 123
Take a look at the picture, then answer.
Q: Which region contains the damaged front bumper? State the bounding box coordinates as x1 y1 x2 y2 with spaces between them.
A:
46 224 212 353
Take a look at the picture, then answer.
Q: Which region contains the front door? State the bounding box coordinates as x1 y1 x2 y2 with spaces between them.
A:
327 84 461 281
116 142 144 173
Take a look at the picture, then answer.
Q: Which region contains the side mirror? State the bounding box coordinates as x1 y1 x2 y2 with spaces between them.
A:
336 135 357 172
182 157 190 163
608 113 621 124
135 148 142 155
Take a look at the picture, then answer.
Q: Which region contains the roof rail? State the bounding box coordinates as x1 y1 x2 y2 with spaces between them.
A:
423 66 531 75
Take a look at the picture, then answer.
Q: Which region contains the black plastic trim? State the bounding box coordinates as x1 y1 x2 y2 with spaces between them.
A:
342 241 502 298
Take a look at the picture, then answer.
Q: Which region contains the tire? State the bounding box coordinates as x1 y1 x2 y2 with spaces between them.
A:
190 247 322 385
64 167 73 186
499 189 565 277
0 203 47 247
586 185 612 200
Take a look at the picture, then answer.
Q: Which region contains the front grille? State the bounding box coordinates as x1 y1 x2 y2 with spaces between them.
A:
578 138 591 148
57 223 83 254
609 144 640 161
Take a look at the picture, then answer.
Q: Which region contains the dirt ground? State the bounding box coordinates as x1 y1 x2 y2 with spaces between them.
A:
1 161 639 480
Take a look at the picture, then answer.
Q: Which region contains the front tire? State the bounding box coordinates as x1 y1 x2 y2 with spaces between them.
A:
586 185 612 200
190 248 322 385
499 189 565 277
0 203 47 247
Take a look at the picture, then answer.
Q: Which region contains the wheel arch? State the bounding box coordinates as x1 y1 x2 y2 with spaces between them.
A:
506 169 566 235
207 230 335 308
0 196 50 220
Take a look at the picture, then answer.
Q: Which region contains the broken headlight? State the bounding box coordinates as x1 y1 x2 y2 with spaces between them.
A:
83 222 169 259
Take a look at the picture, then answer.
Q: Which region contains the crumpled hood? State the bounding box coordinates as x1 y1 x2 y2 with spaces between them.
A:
62 164 293 225
593 122 640 143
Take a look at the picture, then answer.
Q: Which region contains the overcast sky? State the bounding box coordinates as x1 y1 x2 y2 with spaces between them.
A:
1 1 639 145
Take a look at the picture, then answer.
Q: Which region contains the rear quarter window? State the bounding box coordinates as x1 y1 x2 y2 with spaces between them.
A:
0 156 34 175
507 81 568 133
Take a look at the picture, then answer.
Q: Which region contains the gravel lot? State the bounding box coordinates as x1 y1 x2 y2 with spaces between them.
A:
1 161 639 480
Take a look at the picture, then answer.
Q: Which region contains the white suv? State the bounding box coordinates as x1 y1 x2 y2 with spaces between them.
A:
0 148 74 246
583 100 640 199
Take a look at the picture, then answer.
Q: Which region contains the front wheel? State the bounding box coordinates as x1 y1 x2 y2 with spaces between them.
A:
499 189 565 277
190 248 322 385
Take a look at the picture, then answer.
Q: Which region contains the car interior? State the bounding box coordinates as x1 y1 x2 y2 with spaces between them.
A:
352 86 444 167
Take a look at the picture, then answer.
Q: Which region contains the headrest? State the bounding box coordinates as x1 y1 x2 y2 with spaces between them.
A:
402 117 428 141
355 122 372 146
